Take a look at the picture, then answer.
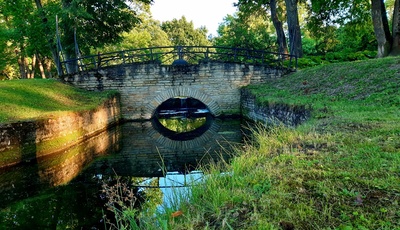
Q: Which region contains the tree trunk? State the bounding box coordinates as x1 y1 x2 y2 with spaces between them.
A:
27 54 37 79
36 52 47 78
270 0 288 58
391 0 400 55
17 57 27 79
284 0 303 57
371 0 392 57
44 58 53 78
34 0 63 75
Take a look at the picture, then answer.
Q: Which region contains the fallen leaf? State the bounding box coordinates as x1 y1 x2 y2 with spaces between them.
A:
171 210 183 218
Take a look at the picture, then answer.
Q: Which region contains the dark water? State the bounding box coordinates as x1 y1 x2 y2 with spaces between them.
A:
0 117 244 229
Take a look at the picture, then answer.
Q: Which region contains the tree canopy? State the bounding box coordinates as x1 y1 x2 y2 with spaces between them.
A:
161 16 211 46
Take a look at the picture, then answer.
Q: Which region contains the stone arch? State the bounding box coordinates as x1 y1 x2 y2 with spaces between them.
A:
145 87 221 117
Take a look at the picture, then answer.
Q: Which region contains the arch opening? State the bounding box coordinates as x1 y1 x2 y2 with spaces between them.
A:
152 97 213 141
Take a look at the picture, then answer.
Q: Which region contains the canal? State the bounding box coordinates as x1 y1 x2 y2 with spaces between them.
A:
0 116 246 229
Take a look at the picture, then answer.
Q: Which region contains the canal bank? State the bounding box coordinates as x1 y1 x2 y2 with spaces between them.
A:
0 94 121 169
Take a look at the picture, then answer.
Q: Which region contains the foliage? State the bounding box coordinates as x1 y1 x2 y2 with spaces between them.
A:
301 35 318 56
97 6 171 53
101 177 149 230
0 0 57 78
214 13 276 50
58 0 152 57
0 0 152 78
334 20 377 52
161 16 211 47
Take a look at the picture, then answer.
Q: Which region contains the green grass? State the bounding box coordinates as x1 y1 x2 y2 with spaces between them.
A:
0 79 116 123
137 57 399 229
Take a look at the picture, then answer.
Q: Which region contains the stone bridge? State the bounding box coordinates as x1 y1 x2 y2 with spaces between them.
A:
61 46 296 120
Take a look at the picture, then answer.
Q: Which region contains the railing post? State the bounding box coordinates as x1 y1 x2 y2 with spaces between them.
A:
121 50 126 64
97 52 101 69
177 46 183 60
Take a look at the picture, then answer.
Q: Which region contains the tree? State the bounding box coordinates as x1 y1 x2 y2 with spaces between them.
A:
161 16 211 46
59 0 152 73
308 0 398 57
214 13 276 50
393 0 400 55
0 0 55 78
236 0 289 56
96 3 171 53
371 0 393 57
285 0 303 57
237 0 303 57
0 0 153 77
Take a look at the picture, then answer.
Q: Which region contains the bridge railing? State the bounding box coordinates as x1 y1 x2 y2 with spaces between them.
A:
60 46 297 75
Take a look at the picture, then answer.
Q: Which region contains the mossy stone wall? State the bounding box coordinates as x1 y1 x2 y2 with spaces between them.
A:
241 88 310 126
0 95 121 169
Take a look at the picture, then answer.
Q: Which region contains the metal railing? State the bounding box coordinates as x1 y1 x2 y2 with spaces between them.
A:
60 46 297 75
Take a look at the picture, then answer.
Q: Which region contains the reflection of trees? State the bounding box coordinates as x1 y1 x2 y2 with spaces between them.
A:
159 117 206 133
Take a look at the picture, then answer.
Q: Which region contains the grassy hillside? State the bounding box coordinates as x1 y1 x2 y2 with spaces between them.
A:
0 79 116 123
146 57 400 229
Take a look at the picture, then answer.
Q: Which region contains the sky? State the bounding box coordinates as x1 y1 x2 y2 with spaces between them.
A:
150 0 237 36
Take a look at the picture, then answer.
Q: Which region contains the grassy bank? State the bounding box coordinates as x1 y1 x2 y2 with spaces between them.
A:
133 57 399 229
0 79 116 124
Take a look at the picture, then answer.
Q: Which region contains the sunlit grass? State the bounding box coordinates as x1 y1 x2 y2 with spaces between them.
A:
0 79 116 123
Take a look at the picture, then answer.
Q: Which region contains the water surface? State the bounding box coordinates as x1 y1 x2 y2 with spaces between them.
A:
0 118 244 229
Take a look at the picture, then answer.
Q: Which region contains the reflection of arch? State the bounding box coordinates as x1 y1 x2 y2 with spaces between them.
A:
151 115 214 141
146 87 221 117
146 118 220 151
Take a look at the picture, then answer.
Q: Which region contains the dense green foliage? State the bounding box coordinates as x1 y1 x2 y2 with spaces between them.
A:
98 4 172 53
0 0 152 78
161 16 211 46
214 14 275 50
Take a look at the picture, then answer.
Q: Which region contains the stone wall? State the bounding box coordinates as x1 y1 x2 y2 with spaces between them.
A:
241 88 310 126
0 95 121 169
62 61 284 120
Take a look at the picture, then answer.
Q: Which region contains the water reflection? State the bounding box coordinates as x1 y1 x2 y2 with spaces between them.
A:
0 126 121 207
0 118 243 229
158 117 207 133
153 96 213 140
